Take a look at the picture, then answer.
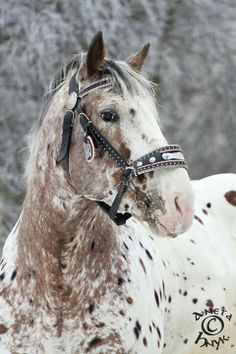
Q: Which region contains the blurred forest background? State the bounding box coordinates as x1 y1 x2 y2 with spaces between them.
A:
0 0 236 249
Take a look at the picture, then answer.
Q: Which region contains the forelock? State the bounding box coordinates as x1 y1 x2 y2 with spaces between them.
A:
101 59 157 101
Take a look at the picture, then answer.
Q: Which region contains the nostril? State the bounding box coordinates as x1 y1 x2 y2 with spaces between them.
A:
175 196 183 216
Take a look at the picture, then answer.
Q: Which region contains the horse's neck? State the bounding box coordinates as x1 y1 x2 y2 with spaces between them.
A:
10 181 117 296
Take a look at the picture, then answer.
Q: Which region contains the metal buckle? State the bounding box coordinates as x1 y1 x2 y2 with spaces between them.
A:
125 165 137 177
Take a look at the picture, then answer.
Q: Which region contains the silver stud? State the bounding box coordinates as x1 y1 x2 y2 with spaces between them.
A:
149 156 156 163
137 161 143 167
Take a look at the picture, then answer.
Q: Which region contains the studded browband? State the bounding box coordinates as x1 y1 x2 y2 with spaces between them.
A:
57 72 188 225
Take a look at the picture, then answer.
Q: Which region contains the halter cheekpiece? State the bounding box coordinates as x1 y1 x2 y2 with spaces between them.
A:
57 72 188 226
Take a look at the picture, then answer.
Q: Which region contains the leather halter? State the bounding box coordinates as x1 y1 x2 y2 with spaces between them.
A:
57 72 188 225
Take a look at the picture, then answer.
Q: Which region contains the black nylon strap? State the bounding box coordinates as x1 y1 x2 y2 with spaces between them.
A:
80 113 129 170
97 169 133 225
56 110 74 172
69 72 78 94
79 79 110 98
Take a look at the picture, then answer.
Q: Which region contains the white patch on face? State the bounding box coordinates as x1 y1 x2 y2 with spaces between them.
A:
119 92 167 161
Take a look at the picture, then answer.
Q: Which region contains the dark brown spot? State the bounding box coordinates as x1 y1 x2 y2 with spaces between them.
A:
159 288 162 301
122 253 127 261
202 209 208 215
0 324 8 334
149 171 154 178
134 326 139 339
156 326 161 339
206 299 214 309
89 303 95 314
143 337 147 346
97 148 105 159
184 339 188 344
183 291 188 296
168 295 172 303
83 322 89 331
207 202 211 208
88 336 103 348
127 297 133 304
145 249 153 260
137 174 146 184
139 258 147 274
123 242 129 251
193 298 198 304
225 191 236 206
0 273 5 281
194 215 204 225
95 322 105 328
119 310 125 316
117 277 124 286
91 240 95 251
130 108 136 116
162 280 166 298
112 170 122 185
154 290 160 307
119 143 131 159
136 321 141 331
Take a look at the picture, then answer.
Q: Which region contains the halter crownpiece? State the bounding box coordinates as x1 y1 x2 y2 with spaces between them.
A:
57 72 188 225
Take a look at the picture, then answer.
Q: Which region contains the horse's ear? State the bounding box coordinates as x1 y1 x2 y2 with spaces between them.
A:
86 31 105 78
126 43 150 71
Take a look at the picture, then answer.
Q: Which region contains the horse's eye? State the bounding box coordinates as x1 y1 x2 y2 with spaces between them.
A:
100 110 119 122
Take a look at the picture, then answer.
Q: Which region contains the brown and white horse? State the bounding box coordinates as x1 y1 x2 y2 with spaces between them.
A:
0 32 235 354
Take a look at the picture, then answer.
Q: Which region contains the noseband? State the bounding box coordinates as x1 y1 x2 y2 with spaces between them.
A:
57 72 188 226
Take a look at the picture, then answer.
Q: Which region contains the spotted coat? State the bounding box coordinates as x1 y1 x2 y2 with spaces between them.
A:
0 174 236 353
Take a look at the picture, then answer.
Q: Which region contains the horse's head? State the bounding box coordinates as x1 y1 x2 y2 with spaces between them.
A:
54 32 194 236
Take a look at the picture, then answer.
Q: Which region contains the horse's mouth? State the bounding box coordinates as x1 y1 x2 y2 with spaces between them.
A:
131 194 177 237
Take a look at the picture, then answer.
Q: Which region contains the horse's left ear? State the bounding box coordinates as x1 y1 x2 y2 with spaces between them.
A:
126 43 150 71
86 31 105 78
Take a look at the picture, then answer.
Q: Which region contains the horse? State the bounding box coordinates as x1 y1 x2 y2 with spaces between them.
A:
0 31 235 354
